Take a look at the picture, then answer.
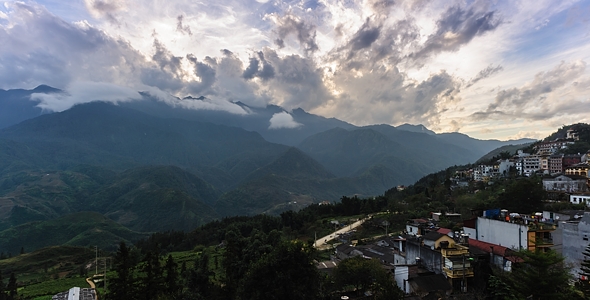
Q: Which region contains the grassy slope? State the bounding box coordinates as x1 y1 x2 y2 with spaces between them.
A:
0 212 148 254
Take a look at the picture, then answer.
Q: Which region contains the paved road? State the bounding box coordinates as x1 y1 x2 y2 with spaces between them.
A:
313 217 367 250
86 277 98 300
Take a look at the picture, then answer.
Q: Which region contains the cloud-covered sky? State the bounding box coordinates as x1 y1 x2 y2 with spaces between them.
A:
1 0 590 140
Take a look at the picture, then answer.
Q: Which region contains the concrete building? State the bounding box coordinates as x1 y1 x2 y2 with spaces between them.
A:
523 155 541 176
561 212 590 278
566 162 590 178
549 154 564 174
543 174 588 193
571 195 590 207
52 288 96 300
464 215 555 252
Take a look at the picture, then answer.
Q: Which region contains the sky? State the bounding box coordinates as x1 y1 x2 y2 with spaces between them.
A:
1 0 590 140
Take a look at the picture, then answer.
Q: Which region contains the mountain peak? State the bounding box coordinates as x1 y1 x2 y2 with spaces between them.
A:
395 123 436 135
32 85 62 93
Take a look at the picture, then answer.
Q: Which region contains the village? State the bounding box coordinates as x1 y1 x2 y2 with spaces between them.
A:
315 126 590 299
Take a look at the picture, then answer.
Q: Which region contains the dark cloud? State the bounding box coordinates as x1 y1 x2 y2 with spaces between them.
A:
410 5 501 63
152 39 184 77
261 49 330 110
471 60 586 121
186 54 217 95
0 2 148 89
466 64 503 88
331 18 419 71
350 20 381 51
331 65 461 127
243 57 260 80
176 15 192 36
242 51 275 81
273 14 318 55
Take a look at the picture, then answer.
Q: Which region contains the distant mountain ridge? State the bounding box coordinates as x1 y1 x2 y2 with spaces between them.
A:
0 86 536 252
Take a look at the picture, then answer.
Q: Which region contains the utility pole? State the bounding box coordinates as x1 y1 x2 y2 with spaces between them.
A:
462 253 466 293
95 246 98 275
104 257 107 292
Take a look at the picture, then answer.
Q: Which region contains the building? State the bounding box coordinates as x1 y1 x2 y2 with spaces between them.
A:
440 235 474 292
405 218 431 236
549 154 564 174
522 155 541 176
52 288 96 300
566 162 590 178
534 139 573 154
560 212 590 278
570 195 590 207
564 154 583 169
463 214 555 252
468 239 520 272
543 174 588 193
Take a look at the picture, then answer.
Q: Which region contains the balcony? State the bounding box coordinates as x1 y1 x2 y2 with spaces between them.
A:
443 267 474 278
441 247 469 257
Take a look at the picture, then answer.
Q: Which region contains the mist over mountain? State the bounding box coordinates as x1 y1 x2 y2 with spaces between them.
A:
0 86 537 252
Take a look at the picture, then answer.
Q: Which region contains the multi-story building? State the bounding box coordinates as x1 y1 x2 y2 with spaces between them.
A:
570 194 590 207
463 214 555 252
543 174 588 193
561 212 590 278
549 154 564 174
523 155 541 176
440 235 474 292
563 154 582 169
566 162 590 178
534 139 573 154
540 155 550 171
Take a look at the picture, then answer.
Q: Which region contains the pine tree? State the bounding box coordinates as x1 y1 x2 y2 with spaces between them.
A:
164 255 180 297
105 242 136 300
0 273 6 300
138 251 164 300
6 273 16 300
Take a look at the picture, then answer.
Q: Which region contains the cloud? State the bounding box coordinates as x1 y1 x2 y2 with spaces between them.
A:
466 64 503 88
242 51 275 80
409 4 501 64
321 66 461 127
176 15 192 36
83 0 124 24
271 14 319 56
30 81 142 112
268 111 302 129
471 60 588 121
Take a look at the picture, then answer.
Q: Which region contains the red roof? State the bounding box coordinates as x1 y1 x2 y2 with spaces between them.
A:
437 228 452 235
469 239 522 263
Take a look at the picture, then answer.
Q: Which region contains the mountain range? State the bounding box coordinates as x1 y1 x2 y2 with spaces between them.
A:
0 85 535 253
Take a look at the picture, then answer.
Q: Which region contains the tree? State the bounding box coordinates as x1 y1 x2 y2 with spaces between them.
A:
164 255 181 297
0 273 6 300
106 242 136 300
138 250 164 300
498 177 545 213
6 273 16 300
509 249 579 300
332 257 403 300
238 240 321 300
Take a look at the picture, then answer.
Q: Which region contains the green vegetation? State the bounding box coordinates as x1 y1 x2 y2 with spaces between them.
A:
18 276 88 300
489 250 583 300
0 212 148 255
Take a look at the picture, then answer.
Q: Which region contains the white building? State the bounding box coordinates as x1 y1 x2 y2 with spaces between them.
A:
571 194 590 207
